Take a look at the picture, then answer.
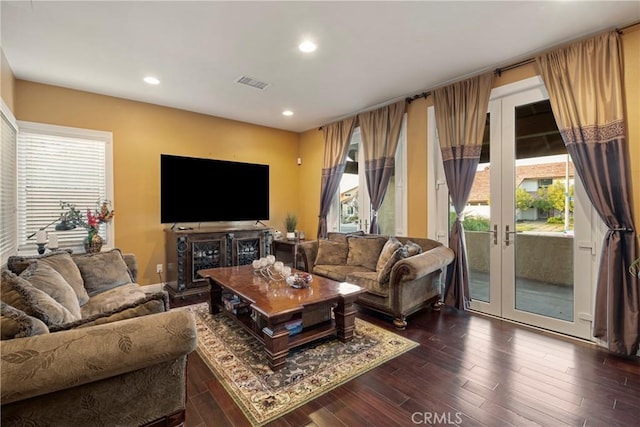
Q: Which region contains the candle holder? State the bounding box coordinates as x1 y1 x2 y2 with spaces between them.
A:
252 256 291 282
47 233 59 252
36 243 46 255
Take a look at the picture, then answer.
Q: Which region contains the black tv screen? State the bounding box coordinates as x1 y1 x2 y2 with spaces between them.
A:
160 154 269 224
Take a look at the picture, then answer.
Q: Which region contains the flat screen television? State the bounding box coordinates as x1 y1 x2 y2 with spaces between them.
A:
160 154 269 224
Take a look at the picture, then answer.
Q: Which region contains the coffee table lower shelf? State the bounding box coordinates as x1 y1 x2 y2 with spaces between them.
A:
213 301 358 371
224 309 338 350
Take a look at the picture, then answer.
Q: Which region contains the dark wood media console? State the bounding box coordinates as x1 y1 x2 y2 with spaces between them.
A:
164 225 271 299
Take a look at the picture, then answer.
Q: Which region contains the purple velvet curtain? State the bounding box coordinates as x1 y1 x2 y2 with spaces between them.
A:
433 73 494 310
536 31 639 355
317 117 356 239
357 101 406 234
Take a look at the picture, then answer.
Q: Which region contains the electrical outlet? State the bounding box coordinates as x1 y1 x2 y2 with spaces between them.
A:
156 264 163 273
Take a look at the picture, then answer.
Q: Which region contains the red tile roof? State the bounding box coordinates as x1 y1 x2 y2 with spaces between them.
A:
468 161 575 204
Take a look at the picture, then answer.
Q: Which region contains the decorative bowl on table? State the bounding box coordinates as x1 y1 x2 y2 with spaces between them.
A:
286 272 313 288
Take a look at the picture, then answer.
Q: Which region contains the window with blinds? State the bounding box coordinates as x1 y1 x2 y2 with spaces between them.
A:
0 104 18 265
17 121 113 253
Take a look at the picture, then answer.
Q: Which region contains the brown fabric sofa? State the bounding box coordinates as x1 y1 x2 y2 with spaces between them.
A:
298 232 454 329
3 249 169 330
1 249 197 426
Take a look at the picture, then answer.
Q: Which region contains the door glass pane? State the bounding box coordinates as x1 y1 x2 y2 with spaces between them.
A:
513 100 574 321
466 114 491 303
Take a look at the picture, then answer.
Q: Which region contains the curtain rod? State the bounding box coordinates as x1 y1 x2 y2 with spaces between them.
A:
493 23 635 77
494 58 535 77
406 23 639 103
404 56 536 103
404 55 535 103
318 98 408 130
323 22 639 127
405 92 430 104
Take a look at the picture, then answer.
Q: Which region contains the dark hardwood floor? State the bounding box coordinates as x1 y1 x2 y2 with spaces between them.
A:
173 296 640 426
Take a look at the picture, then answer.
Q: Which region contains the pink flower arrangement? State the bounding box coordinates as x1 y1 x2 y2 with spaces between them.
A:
59 200 114 240
86 201 114 229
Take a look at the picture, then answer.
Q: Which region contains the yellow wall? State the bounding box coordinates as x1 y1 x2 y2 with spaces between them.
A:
14 81 300 285
405 97 429 237
1 49 15 111
297 128 323 238
623 26 639 234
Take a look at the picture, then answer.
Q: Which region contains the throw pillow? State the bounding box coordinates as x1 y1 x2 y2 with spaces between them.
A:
20 262 82 320
73 248 134 297
1 270 77 327
7 249 73 274
346 235 388 271
376 246 408 284
1 301 49 340
40 252 89 305
327 231 365 244
6 250 88 305
376 237 403 272
403 240 423 257
315 239 349 265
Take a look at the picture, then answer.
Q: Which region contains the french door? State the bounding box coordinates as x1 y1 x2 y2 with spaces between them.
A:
430 77 600 340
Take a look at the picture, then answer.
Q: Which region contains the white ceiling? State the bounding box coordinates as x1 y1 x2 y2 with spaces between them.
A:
2 1 639 133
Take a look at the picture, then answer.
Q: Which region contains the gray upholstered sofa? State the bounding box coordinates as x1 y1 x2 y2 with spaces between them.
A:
1 249 197 426
298 232 454 329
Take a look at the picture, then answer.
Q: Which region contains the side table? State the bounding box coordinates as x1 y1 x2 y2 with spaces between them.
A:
271 238 303 269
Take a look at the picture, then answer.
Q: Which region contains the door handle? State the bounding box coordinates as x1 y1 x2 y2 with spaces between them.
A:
490 224 498 245
504 224 518 246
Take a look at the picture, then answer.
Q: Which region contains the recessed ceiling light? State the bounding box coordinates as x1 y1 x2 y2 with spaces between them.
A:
144 76 160 85
298 40 317 53
282 110 294 116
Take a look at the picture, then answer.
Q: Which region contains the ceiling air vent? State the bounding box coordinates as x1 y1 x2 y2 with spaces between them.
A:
236 75 269 90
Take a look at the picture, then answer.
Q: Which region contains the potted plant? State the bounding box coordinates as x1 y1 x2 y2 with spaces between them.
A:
284 213 297 240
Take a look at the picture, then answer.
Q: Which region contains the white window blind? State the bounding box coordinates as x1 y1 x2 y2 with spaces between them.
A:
17 121 113 252
0 102 18 265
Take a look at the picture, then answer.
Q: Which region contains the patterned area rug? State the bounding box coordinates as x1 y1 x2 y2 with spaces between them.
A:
184 303 418 426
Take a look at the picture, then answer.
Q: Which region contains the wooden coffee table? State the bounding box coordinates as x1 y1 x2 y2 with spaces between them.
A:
198 265 365 371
